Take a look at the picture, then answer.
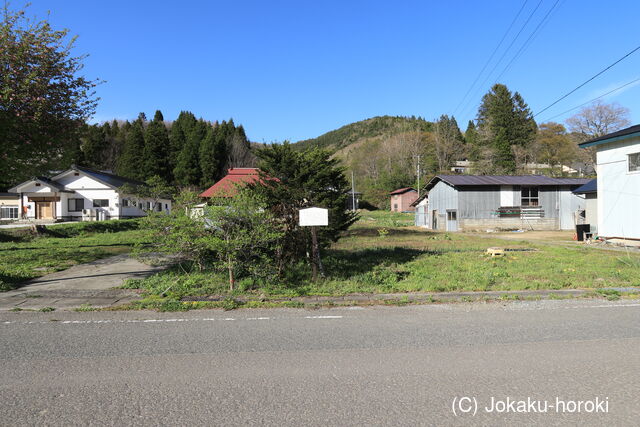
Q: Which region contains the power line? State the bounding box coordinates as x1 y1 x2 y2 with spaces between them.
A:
457 0 545 121
494 0 562 83
451 0 529 117
541 76 640 122
457 0 545 123
534 44 640 117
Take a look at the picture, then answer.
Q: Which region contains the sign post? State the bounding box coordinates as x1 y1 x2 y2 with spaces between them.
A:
299 207 328 281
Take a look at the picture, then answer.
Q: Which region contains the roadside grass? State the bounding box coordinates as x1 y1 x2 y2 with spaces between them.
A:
121 210 640 311
0 220 146 291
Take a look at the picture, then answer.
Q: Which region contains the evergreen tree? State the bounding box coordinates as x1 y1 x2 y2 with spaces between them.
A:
199 125 227 186
476 84 536 173
81 124 106 169
174 124 204 187
116 116 146 180
143 110 171 182
169 111 197 173
251 143 359 274
465 120 480 161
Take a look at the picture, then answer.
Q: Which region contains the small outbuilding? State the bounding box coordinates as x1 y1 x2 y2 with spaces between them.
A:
390 187 418 212
420 175 590 231
572 179 597 234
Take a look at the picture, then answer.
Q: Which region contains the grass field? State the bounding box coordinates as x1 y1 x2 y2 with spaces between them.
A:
123 211 640 308
0 220 145 291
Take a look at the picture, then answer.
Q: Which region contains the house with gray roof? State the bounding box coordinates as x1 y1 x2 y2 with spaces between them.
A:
8 165 172 222
418 175 591 232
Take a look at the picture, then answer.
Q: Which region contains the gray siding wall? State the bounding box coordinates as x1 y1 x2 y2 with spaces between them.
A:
458 186 500 219
428 181 458 213
539 186 559 219
428 181 458 229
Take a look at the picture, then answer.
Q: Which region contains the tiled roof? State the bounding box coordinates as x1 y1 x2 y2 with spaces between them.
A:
200 168 264 198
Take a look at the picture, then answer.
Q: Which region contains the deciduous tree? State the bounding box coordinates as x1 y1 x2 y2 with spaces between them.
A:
1 4 99 189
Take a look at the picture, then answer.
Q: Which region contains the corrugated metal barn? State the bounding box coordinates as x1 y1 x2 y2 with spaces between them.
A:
418 175 591 232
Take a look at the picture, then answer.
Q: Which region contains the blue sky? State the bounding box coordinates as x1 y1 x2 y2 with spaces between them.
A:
24 0 640 142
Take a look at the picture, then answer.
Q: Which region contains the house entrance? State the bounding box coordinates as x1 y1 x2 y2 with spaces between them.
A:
36 201 54 219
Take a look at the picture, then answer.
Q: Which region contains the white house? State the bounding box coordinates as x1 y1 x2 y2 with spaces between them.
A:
0 192 20 220
8 165 172 222
579 125 640 240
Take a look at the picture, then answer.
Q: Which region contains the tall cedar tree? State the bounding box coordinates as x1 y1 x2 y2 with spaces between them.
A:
464 120 479 160
250 143 359 275
476 84 536 173
116 114 146 180
199 122 228 186
174 119 207 186
169 111 197 174
143 110 171 182
1 4 99 189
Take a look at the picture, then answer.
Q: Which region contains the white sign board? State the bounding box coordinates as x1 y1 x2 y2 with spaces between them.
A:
299 207 328 226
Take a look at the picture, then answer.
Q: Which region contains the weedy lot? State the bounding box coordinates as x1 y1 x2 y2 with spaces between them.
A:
2 212 639 308
0 220 145 291
122 211 640 309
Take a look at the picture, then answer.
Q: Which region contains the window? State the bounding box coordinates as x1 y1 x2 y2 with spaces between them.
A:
93 199 109 208
164 203 168 210
0 206 18 219
393 204 398 211
156 203 162 212
521 187 539 206
629 152 640 172
121 199 130 207
447 211 457 221
68 198 84 212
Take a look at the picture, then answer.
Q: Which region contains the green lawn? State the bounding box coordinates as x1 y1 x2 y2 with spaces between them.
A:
123 211 640 307
0 220 145 291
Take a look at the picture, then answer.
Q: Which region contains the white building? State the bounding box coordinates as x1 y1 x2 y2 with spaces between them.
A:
8 166 171 222
0 192 20 220
579 125 640 240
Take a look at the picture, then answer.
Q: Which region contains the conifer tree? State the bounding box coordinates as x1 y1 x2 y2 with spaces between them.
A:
464 120 480 161
476 84 536 173
143 110 171 182
116 115 146 180
174 124 204 187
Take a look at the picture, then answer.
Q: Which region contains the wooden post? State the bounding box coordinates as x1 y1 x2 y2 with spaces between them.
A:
310 226 318 281
310 226 325 280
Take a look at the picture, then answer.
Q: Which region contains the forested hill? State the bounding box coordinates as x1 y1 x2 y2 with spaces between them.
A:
293 116 433 152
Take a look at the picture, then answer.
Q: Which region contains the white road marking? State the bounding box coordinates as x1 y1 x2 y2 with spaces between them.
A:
304 315 343 319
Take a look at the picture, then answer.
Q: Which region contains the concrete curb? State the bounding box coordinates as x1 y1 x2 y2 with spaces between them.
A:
182 288 639 305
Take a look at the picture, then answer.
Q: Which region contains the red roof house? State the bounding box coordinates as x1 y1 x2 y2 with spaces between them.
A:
199 168 265 198
389 187 418 212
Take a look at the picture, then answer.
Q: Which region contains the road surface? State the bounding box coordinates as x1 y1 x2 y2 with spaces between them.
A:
1 299 639 426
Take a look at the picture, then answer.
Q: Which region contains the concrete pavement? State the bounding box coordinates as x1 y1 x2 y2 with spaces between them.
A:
0 254 165 311
1 299 638 425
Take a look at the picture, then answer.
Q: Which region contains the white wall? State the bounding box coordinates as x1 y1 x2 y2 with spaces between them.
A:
596 137 640 239
500 185 515 206
56 173 111 190
558 187 586 230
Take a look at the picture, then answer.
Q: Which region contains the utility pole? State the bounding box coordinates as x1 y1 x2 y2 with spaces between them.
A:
414 155 421 198
351 170 356 211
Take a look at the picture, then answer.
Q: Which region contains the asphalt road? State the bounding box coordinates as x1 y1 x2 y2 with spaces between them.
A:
1 299 639 426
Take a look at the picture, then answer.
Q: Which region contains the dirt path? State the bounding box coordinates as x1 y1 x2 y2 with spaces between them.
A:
0 254 166 311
